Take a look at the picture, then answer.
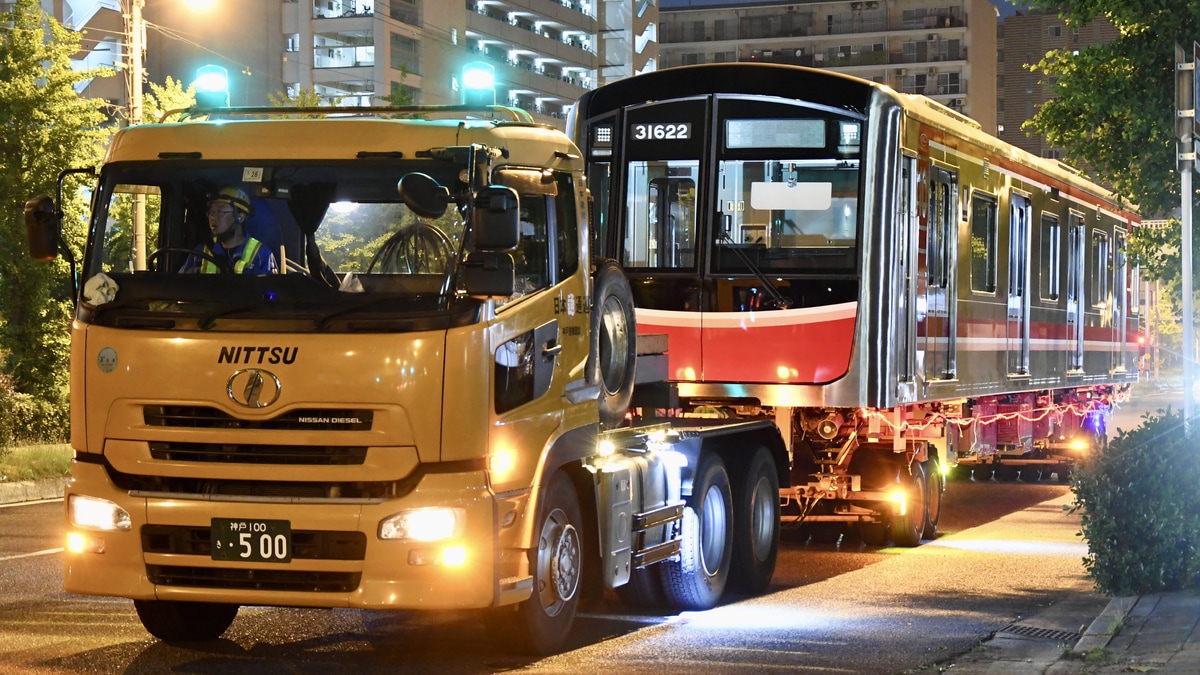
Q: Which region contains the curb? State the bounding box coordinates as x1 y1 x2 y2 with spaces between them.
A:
0 477 68 505
1072 594 1138 654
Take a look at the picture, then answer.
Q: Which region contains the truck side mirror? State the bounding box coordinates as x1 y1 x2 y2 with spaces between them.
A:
25 195 60 261
472 185 519 250
397 172 450 219
462 251 515 299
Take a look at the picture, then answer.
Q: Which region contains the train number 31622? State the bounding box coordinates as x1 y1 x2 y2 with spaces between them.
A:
631 123 691 140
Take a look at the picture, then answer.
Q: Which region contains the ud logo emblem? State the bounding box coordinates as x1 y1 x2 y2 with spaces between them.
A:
227 369 282 408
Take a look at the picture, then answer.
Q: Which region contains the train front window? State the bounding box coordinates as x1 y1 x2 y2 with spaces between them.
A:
624 160 698 269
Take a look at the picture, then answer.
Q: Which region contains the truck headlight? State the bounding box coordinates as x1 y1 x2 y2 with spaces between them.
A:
379 507 464 541
68 494 132 531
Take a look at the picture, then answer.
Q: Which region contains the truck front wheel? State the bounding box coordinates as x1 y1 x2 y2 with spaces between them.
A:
489 470 583 654
661 453 733 609
134 600 238 642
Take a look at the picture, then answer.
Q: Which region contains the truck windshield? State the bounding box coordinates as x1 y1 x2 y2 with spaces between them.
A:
82 160 475 331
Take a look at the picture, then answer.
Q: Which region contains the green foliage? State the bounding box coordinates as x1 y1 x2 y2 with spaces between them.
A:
0 0 110 409
0 369 68 449
0 443 72 481
143 76 197 123
269 86 343 109
1070 409 1200 595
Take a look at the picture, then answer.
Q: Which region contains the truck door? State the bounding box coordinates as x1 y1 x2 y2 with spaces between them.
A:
489 170 587 436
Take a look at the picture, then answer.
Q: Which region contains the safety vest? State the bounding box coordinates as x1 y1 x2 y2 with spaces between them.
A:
200 237 263 274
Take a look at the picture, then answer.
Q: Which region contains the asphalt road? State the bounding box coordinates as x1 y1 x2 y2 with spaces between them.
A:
0 389 1177 674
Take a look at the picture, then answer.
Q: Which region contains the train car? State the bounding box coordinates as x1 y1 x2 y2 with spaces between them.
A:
569 63 1138 544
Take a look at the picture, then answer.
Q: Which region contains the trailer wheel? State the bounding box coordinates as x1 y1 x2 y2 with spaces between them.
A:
589 260 636 428
134 600 238 642
921 458 943 539
614 564 666 608
661 453 733 609
890 463 927 548
489 470 583 654
729 447 779 594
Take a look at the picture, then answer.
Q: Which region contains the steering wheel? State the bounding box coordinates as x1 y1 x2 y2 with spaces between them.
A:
148 247 232 274
369 222 456 274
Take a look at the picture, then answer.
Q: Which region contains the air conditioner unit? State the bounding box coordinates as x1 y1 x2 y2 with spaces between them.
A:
897 68 907 75
927 33 939 41
928 67 937 74
814 53 824 62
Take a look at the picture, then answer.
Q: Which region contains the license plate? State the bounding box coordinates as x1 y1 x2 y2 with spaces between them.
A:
211 518 292 563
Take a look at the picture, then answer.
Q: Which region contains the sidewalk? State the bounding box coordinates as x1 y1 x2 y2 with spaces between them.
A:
0 477 66 505
941 590 1200 674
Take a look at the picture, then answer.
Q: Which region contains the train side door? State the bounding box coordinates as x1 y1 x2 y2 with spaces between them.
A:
924 166 958 380
1066 212 1086 371
898 155 918 397
1007 193 1031 375
1114 229 1129 372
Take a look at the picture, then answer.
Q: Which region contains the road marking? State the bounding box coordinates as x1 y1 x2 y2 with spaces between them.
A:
0 548 63 562
0 497 63 509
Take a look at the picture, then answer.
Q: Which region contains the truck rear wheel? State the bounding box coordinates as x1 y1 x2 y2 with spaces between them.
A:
729 447 779 594
134 600 238 642
661 453 733 609
589 260 636 428
489 470 583 654
890 463 927 548
922 458 943 540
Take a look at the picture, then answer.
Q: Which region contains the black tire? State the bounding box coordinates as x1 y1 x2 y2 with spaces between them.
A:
728 447 779 594
134 600 238 641
922 458 943 540
487 471 583 655
660 453 733 610
859 521 889 546
614 563 666 609
890 462 927 548
588 260 636 428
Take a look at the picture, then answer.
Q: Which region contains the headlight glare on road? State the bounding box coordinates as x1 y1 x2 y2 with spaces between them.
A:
68 494 131 531
379 507 463 541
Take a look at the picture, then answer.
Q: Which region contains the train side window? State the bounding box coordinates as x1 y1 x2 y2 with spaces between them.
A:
1040 213 1060 301
969 193 998 293
1090 230 1110 308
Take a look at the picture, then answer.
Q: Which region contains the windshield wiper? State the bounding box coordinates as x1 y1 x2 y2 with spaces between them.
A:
198 301 263 330
717 231 792 310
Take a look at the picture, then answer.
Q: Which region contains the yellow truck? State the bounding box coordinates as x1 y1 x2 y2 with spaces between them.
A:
26 105 788 654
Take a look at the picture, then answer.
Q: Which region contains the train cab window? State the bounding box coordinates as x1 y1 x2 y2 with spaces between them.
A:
969 193 998 293
624 161 698 269
1040 213 1061 301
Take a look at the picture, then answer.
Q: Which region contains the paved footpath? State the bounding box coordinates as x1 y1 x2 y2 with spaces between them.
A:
941 589 1200 674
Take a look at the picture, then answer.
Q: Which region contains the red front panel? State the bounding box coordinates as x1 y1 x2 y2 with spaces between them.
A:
637 302 858 385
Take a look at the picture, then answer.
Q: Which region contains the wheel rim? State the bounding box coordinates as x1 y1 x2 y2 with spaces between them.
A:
536 507 581 615
699 484 729 577
598 294 629 395
925 464 941 523
749 474 775 561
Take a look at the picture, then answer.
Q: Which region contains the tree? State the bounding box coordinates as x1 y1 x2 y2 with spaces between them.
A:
143 76 197 123
1024 1 1200 310
0 0 109 406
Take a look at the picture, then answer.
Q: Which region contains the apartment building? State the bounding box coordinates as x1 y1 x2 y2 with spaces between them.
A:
45 0 657 126
658 0 998 132
996 9 1119 158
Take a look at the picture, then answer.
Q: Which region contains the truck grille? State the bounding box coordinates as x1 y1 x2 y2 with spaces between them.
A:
144 405 373 431
142 525 367 560
148 442 368 465
146 565 360 593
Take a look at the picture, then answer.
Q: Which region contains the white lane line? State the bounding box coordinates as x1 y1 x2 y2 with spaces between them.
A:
0 497 63 509
0 548 63 562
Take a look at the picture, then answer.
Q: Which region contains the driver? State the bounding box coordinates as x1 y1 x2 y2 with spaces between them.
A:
182 186 278 274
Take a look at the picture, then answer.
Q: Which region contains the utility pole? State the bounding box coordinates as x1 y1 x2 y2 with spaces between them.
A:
126 0 147 271
1176 44 1196 427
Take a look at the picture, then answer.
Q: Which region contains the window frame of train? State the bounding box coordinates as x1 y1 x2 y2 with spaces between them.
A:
1090 229 1111 309
925 164 958 380
969 190 998 294
1039 212 1060 302
1066 211 1087 372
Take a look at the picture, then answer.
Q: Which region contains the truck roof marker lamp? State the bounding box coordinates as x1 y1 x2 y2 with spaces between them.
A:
193 64 230 109
462 62 496 106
